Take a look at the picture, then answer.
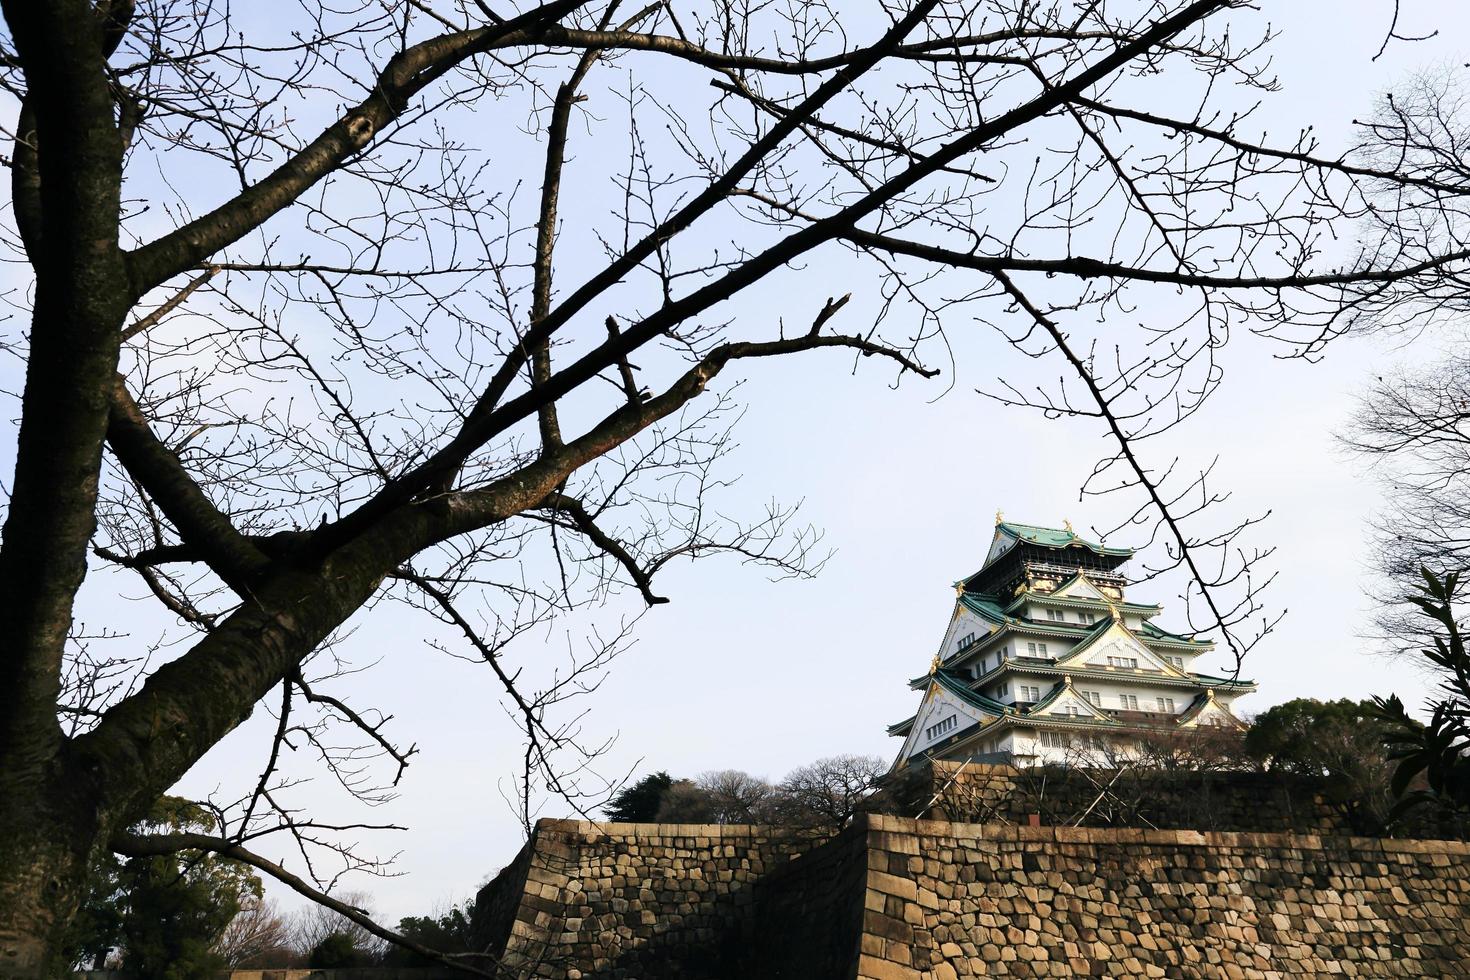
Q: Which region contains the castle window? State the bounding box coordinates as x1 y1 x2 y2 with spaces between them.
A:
1019 685 1041 702
925 714 958 741
1045 609 1064 622
957 632 976 650
1084 690 1102 706
1064 705 1080 717
1079 611 1095 624
1157 697 1176 713
1106 656 1138 669
1119 694 1139 710
1038 642 1049 657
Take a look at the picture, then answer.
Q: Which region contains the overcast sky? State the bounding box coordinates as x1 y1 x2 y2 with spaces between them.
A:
5 0 1466 928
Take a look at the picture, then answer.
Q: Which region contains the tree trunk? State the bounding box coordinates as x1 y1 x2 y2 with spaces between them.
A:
0 782 98 979
0 7 132 973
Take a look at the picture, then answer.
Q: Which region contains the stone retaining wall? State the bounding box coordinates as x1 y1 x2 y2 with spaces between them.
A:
478 814 1470 978
844 815 1470 979
469 825 540 966
470 820 826 978
750 822 870 978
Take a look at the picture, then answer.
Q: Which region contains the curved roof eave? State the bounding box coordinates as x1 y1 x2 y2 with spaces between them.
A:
996 521 1134 558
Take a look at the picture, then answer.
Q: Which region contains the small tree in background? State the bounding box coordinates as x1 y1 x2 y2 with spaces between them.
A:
382 900 477 967
651 780 715 823
288 889 386 965
213 895 294 969
695 771 775 824
771 755 887 833
1375 570 1470 826
114 799 261 980
654 771 775 824
633 758 886 829
308 932 368 970
56 796 262 977
602 772 675 823
1245 698 1394 833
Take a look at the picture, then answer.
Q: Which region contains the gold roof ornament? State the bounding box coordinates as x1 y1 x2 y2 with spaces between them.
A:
930 653 942 675
995 509 1004 526
1063 518 1074 534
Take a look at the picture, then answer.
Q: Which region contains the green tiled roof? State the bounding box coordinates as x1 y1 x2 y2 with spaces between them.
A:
958 593 1010 623
889 669 1010 742
941 592 1211 676
1003 592 1161 617
932 668 1013 714
1176 692 1216 726
957 593 1093 638
1046 617 1114 662
1138 621 1213 647
1025 680 1121 724
1194 672 1258 690
997 521 1134 558
1023 678 1066 713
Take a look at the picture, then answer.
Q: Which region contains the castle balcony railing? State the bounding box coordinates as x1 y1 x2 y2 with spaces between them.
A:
1023 560 1129 585
1102 708 1184 728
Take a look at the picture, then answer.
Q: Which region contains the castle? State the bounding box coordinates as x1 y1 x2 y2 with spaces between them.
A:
466 520 1470 978
889 518 1254 767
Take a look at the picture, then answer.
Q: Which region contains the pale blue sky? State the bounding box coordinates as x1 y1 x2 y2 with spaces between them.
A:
189 0 1470 923
3 0 1466 927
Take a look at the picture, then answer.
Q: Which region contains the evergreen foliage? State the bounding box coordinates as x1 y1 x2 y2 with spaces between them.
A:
63 797 262 978
382 901 476 966
308 932 368 969
604 772 674 822
1375 569 1470 823
1245 697 1394 833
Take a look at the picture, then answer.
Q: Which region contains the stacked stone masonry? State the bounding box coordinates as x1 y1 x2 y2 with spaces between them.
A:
471 821 826 978
475 815 1470 978
891 761 1349 835
839 815 1470 979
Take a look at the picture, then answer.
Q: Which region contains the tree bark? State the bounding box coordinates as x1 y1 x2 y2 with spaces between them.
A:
0 3 134 973
0 779 103 977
